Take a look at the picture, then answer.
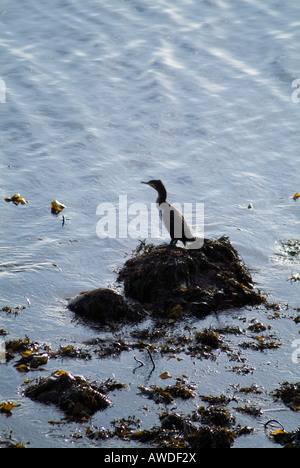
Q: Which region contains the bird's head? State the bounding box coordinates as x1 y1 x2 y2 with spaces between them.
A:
141 180 167 204
141 180 165 192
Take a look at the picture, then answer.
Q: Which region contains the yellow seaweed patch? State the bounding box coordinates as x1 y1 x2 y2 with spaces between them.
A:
17 364 30 373
51 200 66 214
4 194 28 205
159 371 172 380
21 350 33 358
0 402 21 414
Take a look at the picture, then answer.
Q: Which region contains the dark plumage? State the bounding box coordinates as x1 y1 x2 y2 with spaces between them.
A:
141 180 196 246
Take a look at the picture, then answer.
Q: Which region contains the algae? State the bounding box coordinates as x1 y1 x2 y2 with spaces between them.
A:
68 237 268 328
118 237 266 319
197 405 236 427
271 428 300 448
24 370 113 420
139 380 196 405
68 288 147 325
86 410 240 448
272 381 300 411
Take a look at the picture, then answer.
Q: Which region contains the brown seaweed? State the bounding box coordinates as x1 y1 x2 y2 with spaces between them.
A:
117 237 265 318
24 370 112 420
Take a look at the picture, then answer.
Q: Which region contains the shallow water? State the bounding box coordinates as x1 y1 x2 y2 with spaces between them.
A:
0 0 300 448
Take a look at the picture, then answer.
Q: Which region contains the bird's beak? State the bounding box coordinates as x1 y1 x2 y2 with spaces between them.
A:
141 181 156 189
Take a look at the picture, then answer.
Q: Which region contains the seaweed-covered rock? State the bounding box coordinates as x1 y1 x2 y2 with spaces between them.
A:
68 288 146 324
68 237 266 326
139 381 196 404
271 428 300 448
25 370 111 419
198 405 236 427
117 236 265 317
272 381 300 411
187 426 236 448
131 413 237 448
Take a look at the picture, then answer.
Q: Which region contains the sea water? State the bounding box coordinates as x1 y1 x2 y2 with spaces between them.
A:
0 0 300 448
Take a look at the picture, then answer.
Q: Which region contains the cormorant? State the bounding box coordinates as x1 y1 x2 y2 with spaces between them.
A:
141 180 196 246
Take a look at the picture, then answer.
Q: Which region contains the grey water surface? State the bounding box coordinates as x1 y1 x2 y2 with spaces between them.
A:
0 0 300 448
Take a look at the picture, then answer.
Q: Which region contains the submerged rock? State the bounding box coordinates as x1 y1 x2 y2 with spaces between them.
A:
117 236 265 318
25 370 111 419
68 288 146 324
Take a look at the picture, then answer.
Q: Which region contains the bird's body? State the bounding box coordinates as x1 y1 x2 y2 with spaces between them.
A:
141 180 196 246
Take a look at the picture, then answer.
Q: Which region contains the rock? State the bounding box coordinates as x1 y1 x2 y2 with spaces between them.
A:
272 381 300 411
25 370 111 419
271 428 300 448
131 412 237 448
117 236 265 317
14 352 49 370
68 288 146 324
68 237 266 326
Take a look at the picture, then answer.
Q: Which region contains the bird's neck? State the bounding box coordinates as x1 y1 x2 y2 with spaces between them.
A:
156 187 167 205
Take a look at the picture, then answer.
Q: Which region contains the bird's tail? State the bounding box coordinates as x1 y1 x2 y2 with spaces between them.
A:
186 236 204 250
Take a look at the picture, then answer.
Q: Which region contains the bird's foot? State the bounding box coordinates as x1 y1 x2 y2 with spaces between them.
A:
169 239 178 247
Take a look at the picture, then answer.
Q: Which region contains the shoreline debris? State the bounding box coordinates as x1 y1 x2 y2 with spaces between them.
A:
24 370 112 420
